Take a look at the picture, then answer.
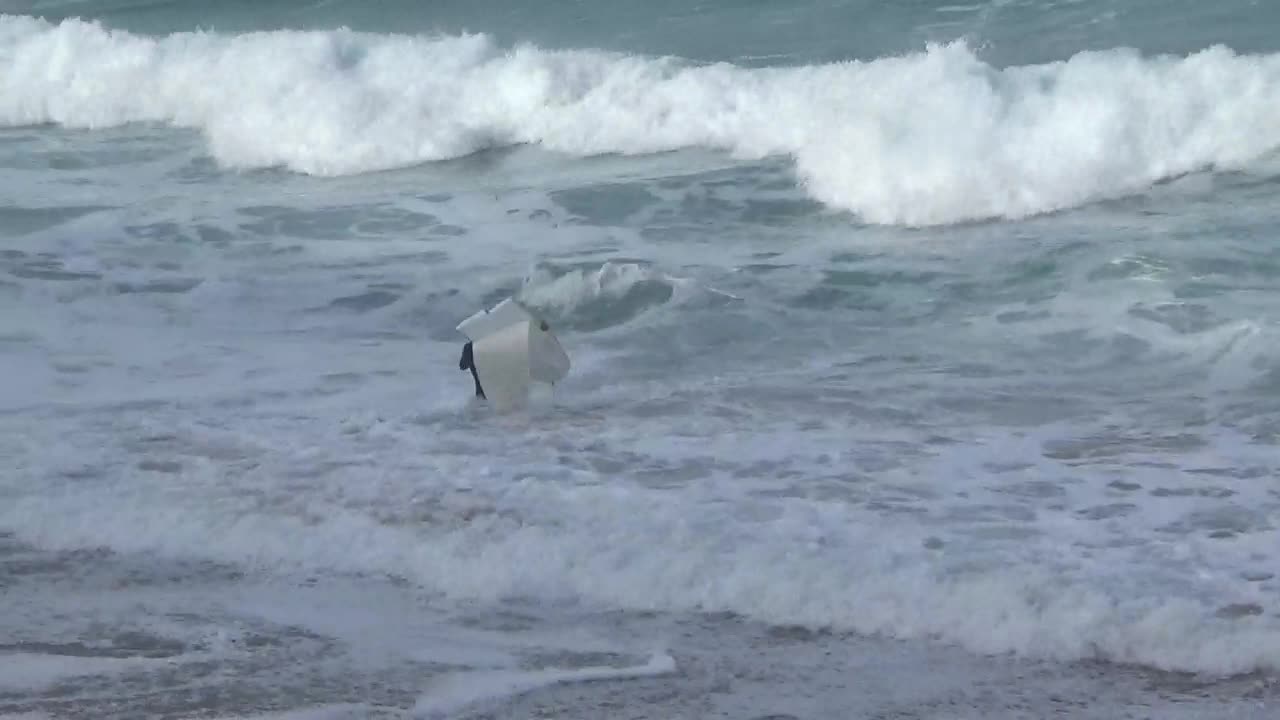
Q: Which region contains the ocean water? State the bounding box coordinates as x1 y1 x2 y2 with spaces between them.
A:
2 0 1280 717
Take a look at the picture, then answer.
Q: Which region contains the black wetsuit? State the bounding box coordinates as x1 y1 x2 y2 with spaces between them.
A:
459 341 485 398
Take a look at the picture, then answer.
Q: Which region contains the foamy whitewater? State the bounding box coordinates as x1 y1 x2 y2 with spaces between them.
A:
2 0 1280 717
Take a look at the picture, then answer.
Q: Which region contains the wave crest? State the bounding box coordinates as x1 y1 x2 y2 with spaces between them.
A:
5 16 1280 225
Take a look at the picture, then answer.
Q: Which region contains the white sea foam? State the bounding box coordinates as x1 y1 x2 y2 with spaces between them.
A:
412 653 676 718
3 212 1277 680
515 261 694 325
3 407 1278 678
5 16 1280 225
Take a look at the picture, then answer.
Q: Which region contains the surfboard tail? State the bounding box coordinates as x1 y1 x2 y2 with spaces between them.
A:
457 298 570 410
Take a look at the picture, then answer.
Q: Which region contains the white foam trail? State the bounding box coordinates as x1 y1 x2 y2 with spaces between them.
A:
5 16 1280 225
411 653 676 718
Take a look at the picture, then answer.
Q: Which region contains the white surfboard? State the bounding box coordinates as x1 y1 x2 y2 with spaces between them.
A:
457 298 569 411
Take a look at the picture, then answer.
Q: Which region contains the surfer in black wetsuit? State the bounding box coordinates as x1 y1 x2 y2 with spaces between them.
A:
459 341 485 398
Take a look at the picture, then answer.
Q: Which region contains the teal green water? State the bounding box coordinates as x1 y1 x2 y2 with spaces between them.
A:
2 1 1280 716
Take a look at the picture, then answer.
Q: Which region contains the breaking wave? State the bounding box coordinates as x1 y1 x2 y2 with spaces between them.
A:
5 14 1280 224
